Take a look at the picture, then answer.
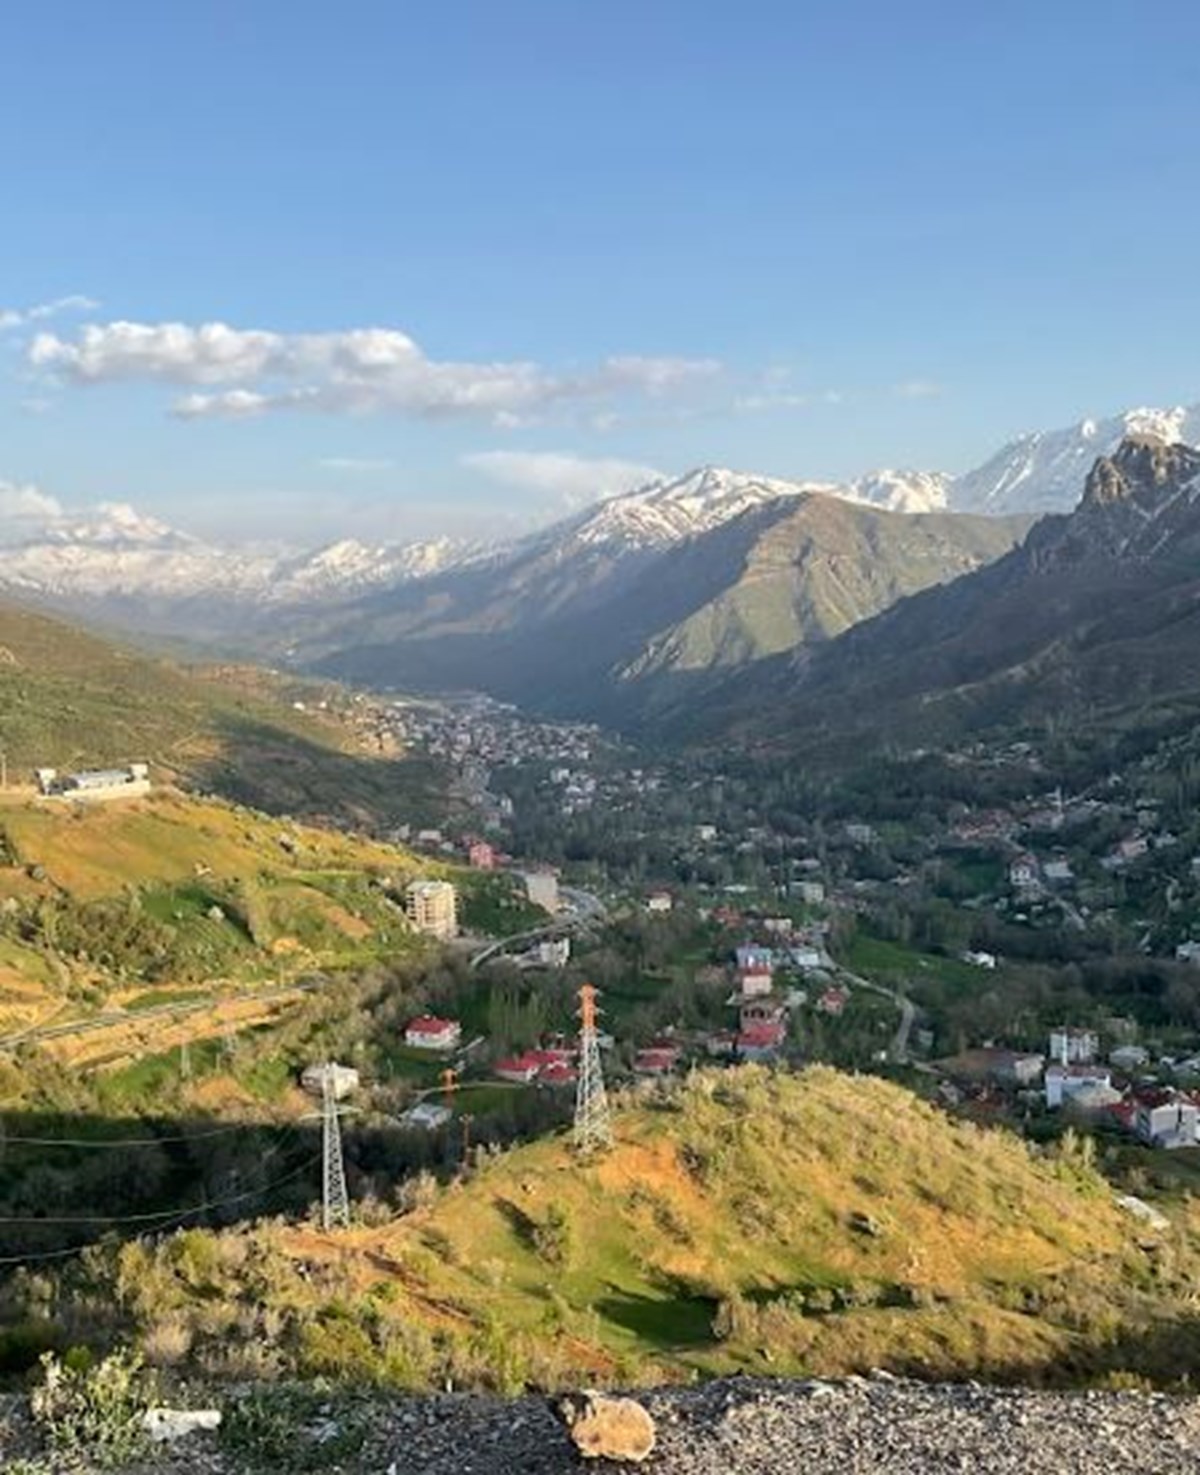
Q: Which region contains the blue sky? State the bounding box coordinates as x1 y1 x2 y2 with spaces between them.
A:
2 0 1200 544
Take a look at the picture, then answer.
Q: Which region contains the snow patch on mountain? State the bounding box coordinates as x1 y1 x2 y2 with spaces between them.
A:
845 468 951 514
949 406 1200 516
0 515 472 606
559 466 828 551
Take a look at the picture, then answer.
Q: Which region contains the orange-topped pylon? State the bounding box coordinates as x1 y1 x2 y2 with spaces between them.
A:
573 982 612 1154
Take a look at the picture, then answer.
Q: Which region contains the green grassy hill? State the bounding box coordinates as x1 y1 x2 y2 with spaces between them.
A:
70 1066 1200 1391
0 599 446 830
0 790 440 1043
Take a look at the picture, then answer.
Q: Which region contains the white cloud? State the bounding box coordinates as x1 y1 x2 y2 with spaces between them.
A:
463 450 664 507
29 319 721 424
0 479 63 532
0 294 99 333
734 389 842 413
893 379 943 400
318 456 395 472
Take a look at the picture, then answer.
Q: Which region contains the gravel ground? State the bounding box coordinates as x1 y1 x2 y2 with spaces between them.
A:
4 1375 1200 1473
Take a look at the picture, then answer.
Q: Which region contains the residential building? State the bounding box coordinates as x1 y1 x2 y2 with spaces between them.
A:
1049 1027 1099 1065
1135 1092 1200 1149
940 1048 1044 1088
467 840 497 870
534 937 571 968
740 998 786 1032
520 869 560 914
737 1019 787 1060
299 1062 360 1099
1045 1062 1112 1109
1176 941 1200 965
399 1102 453 1131
404 1016 462 1051
405 879 458 940
646 891 673 913
634 1044 681 1076
798 881 826 906
1009 854 1042 892
1109 1044 1150 1072
962 950 998 970
817 985 850 1016
737 962 774 998
36 762 151 802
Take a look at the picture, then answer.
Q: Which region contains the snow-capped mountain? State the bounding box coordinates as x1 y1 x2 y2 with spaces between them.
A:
555 466 829 551
548 464 959 553
949 406 1200 515
845 468 951 514
0 513 472 608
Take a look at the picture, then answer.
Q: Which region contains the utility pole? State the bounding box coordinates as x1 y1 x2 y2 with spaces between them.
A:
180 1038 191 1080
573 983 612 1155
321 1063 350 1231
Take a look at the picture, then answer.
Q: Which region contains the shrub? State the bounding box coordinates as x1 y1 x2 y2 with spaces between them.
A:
221 1387 368 1471
30 1347 157 1468
531 1203 573 1267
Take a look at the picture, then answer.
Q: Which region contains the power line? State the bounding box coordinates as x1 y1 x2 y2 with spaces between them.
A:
0 1154 321 1264
0 1122 286 1149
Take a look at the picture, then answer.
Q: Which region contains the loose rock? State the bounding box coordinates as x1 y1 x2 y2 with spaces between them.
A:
557 1390 657 1463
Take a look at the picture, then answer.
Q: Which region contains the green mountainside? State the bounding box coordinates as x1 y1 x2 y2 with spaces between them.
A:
0 598 445 829
41 1065 1200 1392
692 438 1200 766
301 497 1029 726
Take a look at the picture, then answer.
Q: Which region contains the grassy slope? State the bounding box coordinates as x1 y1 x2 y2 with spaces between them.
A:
0 791 440 1039
0 600 446 830
100 1066 1188 1391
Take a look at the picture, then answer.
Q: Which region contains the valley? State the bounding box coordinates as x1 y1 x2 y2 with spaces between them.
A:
9 423 1200 1460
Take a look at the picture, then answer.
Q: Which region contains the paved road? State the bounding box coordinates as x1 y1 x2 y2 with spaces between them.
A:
836 966 916 1065
0 978 321 1055
469 885 606 971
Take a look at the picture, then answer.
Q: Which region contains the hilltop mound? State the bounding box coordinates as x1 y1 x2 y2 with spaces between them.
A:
77 1066 1195 1390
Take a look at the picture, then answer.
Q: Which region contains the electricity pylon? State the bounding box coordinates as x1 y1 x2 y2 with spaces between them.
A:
321 1063 351 1231
573 984 612 1154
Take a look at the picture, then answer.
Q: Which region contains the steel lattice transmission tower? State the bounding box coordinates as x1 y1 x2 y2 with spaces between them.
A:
320 1062 351 1231
573 983 612 1154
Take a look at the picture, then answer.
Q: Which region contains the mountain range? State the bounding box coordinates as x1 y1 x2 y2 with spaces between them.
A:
3 402 1195 623
722 433 1200 757
4 401 1200 734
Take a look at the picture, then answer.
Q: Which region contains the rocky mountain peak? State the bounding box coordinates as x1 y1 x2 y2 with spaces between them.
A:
1080 436 1200 513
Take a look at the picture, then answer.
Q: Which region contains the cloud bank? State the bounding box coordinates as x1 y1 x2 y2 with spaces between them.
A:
28 319 721 426
0 295 99 333
463 450 663 507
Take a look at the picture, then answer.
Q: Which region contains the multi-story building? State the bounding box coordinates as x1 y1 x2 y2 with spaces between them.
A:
405 879 458 940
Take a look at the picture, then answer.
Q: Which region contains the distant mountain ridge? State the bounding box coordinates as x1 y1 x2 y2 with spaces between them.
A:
2 402 1196 627
718 433 1200 753
294 488 1030 723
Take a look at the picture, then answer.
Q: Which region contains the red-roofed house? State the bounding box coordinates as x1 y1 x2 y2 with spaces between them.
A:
494 1053 541 1084
404 1016 462 1051
634 1044 682 1076
817 985 850 1016
538 1060 578 1088
737 1019 787 1060
467 840 497 870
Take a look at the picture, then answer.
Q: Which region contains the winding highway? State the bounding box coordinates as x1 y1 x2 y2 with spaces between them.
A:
468 884 606 971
